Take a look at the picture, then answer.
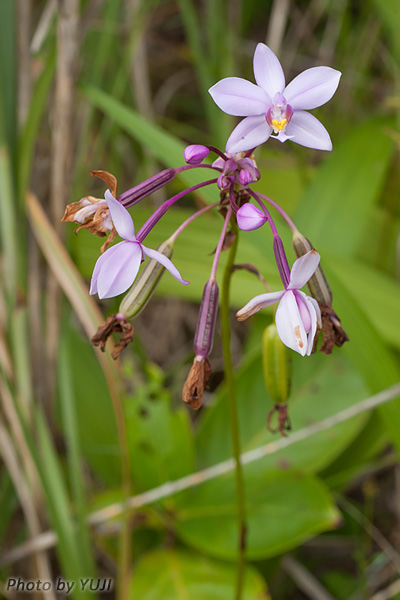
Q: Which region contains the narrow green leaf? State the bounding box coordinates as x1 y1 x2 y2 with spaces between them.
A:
81 86 217 203
58 339 97 579
294 118 394 258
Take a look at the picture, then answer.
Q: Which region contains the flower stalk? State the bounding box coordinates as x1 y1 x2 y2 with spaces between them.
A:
220 221 246 600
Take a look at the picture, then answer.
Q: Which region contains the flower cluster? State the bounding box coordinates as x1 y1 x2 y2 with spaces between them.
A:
63 43 347 415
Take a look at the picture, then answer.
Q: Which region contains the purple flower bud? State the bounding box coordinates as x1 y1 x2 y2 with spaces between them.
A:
217 173 229 190
118 169 177 207
238 169 253 186
194 279 219 359
184 144 210 165
223 159 238 174
236 203 267 231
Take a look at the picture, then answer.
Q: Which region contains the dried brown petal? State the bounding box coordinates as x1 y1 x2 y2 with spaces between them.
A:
182 358 211 410
267 403 291 437
90 170 118 197
91 315 134 359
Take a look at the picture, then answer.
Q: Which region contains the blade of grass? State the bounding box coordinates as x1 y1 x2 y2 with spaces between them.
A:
81 85 217 203
58 339 97 580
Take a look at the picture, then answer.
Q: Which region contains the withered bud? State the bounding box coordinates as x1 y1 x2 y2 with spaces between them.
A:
292 229 348 354
194 280 219 359
319 304 349 355
91 314 134 359
182 358 211 410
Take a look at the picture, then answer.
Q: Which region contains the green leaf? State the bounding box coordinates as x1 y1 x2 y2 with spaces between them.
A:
197 352 369 475
130 550 268 599
323 266 400 458
294 118 394 258
81 86 217 203
173 470 339 560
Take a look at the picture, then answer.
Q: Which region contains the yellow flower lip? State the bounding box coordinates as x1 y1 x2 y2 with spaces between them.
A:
271 117 288 133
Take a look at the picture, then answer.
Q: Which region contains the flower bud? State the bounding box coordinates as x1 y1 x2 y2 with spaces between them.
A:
117 169 177 207
236 203 267 231
119 240 173 318
184 144 210 165
238 169 254 186
262 324 292 405
194 279 219 359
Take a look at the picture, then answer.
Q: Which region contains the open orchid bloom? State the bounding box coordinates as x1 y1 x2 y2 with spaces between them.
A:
90 190 189 299
236 250 322 356
209 43 341 153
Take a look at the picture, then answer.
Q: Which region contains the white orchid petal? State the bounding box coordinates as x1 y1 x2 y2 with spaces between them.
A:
226 116 272 153
284 67 341 110
104 189 136 241
143 246 189 285
236 290 284 321
285 111 332 151
208 77 270 116
275 291 308 356
296 291 319 355
94 241 142 299
288 250 320 290
253 43 285 99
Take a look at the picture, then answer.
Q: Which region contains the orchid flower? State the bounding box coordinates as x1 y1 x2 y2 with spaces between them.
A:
209 43 341 153
236 250 322 356
90 190 189 299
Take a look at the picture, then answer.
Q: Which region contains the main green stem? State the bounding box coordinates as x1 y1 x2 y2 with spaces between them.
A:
220 224 246 600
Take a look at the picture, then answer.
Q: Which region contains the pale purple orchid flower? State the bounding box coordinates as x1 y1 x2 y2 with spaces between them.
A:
236 250 322 356
236 203 267 230
209 43 341 153
90 190 189 299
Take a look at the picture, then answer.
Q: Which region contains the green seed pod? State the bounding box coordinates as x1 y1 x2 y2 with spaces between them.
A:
119 240 173 319
292 229 332 305
262 324 292 405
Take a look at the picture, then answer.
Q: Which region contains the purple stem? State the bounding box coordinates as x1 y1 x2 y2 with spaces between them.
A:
210 206 232 280
256 192 297 232
169 202 220 242
206 145 228 161
249 189 291 287
136 178 218 243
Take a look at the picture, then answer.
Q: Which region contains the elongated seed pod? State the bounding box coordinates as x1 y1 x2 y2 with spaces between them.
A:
119 240 173 318
292 230 332 305
194 279 219 359
262 324 292 404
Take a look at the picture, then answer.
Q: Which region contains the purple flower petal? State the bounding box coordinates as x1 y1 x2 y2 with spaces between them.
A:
284 67 341 110
142 245 189 285
288 249 320 290
226 115 272 153
208 77 270 116
236 203 267 231
296 291 318 355
90 242 122 296
104 189 136 241
236 291 285 321
253 43 285 99
285 111 332 151
276 290 308 356
94 241 142 299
